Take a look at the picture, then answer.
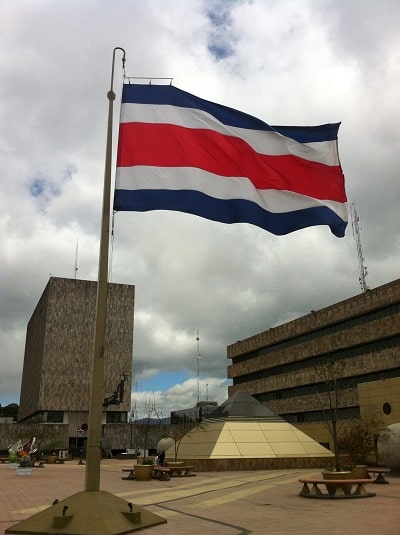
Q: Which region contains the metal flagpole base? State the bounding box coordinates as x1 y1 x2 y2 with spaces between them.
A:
5 490 167 534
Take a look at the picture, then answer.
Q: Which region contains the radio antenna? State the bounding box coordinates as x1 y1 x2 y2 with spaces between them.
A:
350 202 368 292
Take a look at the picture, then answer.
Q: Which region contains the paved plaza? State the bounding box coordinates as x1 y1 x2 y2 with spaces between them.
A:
1 459 399 534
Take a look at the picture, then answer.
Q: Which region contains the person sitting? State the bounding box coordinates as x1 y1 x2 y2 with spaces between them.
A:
155 451 165 466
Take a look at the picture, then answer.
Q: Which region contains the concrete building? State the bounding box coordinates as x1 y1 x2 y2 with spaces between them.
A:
18 277 135 454
227 278 400 448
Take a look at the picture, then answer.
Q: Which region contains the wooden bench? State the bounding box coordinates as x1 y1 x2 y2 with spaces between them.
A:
121 468 136 480
0 457 9 464
299 478 375 498
367 467 390 484
121 467 171 481
152 466 171 481
168 465 196 477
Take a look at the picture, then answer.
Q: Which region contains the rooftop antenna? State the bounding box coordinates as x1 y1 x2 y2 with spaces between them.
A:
74 237 79 279
350 202 368 293
196 330 201 404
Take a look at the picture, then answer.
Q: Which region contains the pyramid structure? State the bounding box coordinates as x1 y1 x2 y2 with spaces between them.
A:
167 391 333 460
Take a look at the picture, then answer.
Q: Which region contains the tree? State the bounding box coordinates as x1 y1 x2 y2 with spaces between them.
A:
0 403 19 421
315 357 352 471
169 416 196 462
134 395 163 462
338 413 383 465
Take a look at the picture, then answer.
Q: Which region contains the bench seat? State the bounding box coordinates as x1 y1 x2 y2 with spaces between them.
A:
299 478 375 499
121 468 135 480
153 466 171 481
366 467 390 484
121 466 171 481
167 465 196 477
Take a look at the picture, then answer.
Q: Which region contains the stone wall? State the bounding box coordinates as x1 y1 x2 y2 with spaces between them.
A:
0 423 69 453
178 456 334 472
19 277 134 421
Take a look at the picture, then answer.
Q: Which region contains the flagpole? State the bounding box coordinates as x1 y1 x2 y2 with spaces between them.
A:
85 46 126 492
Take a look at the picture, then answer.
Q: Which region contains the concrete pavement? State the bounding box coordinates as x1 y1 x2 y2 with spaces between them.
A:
1 459 399 534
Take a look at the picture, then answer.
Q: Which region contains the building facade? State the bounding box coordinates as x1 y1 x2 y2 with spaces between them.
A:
227 278 400 448
18 277 135 454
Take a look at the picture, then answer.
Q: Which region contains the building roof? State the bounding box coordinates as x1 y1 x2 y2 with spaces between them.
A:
167 391 333 460
207 390 285 421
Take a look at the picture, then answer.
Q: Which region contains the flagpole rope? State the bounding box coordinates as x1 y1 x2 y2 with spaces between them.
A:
108 210 116 282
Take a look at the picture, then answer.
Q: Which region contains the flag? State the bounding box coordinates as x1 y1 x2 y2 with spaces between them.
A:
114 84 347 237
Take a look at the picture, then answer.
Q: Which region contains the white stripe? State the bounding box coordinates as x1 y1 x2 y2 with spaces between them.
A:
115 166 347 220
120 103 339 167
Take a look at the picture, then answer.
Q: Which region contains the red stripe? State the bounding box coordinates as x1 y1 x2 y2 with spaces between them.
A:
117 123 346 202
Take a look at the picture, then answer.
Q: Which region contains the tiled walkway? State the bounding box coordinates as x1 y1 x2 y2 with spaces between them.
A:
1 460 399 534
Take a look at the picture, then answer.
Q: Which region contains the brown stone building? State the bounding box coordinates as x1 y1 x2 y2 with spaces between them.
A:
17 277 135 454
227 278 400 448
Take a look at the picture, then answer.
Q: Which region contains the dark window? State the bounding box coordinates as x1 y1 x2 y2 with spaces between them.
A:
106 412 127 423
47 411 64 423
383 402 392 415
280 406 360 424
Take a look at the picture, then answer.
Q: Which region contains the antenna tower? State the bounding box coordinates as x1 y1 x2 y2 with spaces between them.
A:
196 330 201 404
350 202 368 292
74 237 79 280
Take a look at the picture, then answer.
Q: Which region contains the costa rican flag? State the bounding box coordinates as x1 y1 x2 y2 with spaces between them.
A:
114 84 347 237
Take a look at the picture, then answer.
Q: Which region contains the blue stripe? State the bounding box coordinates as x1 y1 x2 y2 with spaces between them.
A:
114 189 347 237
121 85 340 143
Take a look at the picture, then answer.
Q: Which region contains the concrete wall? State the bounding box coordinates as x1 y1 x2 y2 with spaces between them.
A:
19 277 134 421
176 456 334 472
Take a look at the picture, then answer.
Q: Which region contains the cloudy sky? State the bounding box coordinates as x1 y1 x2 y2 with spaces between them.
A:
1 0 399 419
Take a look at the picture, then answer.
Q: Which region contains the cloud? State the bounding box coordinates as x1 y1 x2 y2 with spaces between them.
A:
1 0 399 417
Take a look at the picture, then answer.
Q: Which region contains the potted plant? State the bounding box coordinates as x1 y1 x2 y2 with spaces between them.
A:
8 453 18 469
17 452 33 476
134 459 154 481
47 452 58 464
7 439 22 469
337 417 380 478
321 460 354 495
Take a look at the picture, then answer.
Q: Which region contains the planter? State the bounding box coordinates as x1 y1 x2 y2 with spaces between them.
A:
136 456 155 465
7 463 18 470
322 471 353 495
351 465 368 479
165 461 184 467
47 455 57 464
134 464 154 481
16 467 32 476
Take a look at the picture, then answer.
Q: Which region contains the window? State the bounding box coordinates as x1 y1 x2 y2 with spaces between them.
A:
47 411 64 423
106 412 127 423
383 402 392 415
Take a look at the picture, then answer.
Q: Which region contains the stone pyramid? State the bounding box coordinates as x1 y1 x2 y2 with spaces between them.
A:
168 391 333 459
